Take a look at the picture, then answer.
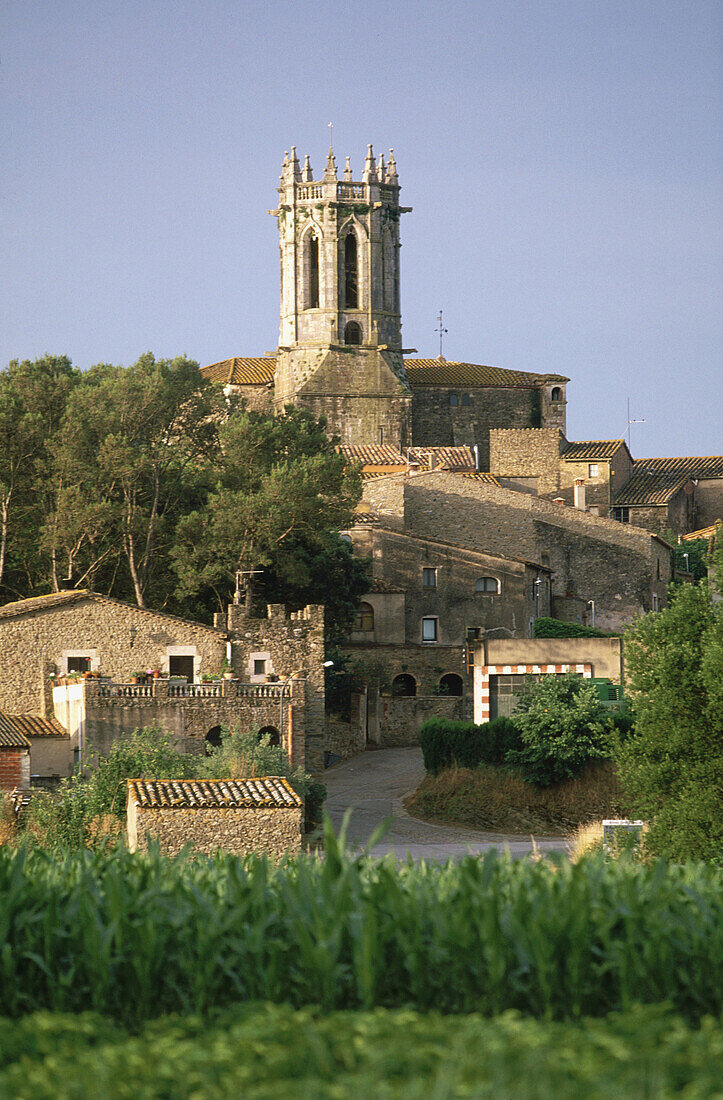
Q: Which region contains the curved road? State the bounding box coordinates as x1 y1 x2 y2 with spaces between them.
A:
324 747 568 861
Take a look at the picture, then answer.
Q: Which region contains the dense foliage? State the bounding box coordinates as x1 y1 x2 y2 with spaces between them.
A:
533 616 613 638
508 674 612 786
419 717 521 774
1 1005 719 1098
0 355 368 637
0 830 720 1024
615 574 723 862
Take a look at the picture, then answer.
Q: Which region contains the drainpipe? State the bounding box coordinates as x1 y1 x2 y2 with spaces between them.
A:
587 600 595 629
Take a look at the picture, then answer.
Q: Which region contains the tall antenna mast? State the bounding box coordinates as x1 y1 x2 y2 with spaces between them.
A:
435 310 448 359
627 397 645 451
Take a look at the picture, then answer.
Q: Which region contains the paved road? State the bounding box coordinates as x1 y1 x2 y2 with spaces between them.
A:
324 747 568 861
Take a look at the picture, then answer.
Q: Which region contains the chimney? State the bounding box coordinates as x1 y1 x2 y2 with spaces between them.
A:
574 478 586 511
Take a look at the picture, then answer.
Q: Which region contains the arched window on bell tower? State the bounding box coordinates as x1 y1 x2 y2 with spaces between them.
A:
383 227 395 312
344 233 358 309
344 321 362 345
303 232 319 309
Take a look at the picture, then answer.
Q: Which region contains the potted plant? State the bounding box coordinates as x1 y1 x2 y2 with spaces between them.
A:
222 657 234 680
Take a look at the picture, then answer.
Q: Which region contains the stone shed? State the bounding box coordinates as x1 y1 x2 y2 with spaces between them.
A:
126 776 303 858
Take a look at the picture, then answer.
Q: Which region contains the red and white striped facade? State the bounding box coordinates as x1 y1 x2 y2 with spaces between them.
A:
475 663 592 723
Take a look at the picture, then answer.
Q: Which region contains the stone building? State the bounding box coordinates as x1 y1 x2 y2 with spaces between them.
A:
611 456 723 535
126 776 303 857
201 144 568 457
0 591 326 777
0 714 31 792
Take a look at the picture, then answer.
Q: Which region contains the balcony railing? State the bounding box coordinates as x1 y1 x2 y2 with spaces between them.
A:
93 680 286 702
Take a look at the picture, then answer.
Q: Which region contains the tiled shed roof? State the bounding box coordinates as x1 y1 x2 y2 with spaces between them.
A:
127 777 302 810
614 467 692 506
201 357 276 385
562 440 627 462
0 590 90 619
404 358 568 387
3 715 68 739
681 524 720 541
369 578 405 594
457 472 501 485
338 444 406 465
406 446 476 470
631 456 723 480
0 714 32 749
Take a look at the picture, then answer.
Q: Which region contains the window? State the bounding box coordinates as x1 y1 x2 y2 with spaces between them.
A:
439 673 463 696
449 393 459 407
258 725 281 747
344 233 358 308
652 594 660 612
392 673 416 697
344 321 361 345
612 507 630 524
340 533 352 544
67 655 91 673
461 393 471 406
354 602 374 632
253 659 266 677
475 577 499 594
551 387 563 402
588 463 599 478
656 559 661 580
422 567 437 588
304 233 319 309
169 655 194 681
422 616 438 642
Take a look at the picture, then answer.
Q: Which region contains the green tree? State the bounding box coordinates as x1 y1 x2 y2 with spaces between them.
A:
508 674 611 786
615 572 723 862
172 405 363 615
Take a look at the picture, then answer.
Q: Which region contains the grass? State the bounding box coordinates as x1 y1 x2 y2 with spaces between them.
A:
406 761 623 833
0 820 720 1025
0 1004 721 1099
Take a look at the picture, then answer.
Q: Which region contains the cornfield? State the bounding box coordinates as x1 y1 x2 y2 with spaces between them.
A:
0 824 720 1025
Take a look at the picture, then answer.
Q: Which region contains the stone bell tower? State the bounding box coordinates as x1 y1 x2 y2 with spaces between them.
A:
269 143 413 449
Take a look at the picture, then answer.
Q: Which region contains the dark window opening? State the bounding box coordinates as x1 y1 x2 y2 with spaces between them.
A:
169 655 194 681
258 725 281 747
307 235 319 308
67 656 91 673
551 387 563 401
392 673 416 697
613 507 630 524
461 393 471 406
253 659 266 676
449 393 459 407
344 321 362 345
422 617 438 642
344 234 358 308
439 673 463 696
475 577 499 594
422 567 437 588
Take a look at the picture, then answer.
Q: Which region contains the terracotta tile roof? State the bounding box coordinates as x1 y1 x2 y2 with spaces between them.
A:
681 524 720 541
406 446 476 470
201 357 276 386
457 472 501 485
615 466 692 506
338 444 406 465
0 713 31 749
0 590 90 619
351 504 380 525
4 715 68 739
404 358 568 387
632 456 723 480
127 777 302 810
562 440 627 462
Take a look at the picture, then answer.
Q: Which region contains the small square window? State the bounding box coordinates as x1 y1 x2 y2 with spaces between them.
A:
589 463 599 478
422 617 438 642
253 659 266 676
67 656 91 673
422 567 437 588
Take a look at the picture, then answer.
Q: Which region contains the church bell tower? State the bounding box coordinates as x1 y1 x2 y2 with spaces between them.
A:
269 143 413 449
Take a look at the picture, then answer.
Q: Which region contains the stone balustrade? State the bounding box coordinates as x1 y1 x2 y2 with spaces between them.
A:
94 680 285 704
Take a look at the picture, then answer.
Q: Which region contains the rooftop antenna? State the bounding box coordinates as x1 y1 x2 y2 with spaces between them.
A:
436 310 448 359
626 397 646 451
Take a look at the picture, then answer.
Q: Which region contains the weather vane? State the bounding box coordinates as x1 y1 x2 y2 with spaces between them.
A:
328 121 333 147
435 310 448 359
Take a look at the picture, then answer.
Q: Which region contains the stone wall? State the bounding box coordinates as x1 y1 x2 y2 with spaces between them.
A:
28 736 73 779
489 429 565 494
695 479 723 528
0 594 226 717
628 488 695 537
411 387 543 468
225 383 274 412
377 695 466 747
363 472 671 632
128 804 303 858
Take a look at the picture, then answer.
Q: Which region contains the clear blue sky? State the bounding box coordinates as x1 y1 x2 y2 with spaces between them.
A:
3 0 721 457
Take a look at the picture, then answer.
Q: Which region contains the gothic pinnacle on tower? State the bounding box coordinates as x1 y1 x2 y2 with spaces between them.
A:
290 147 302 182
324 145 337 182
343 155 353 181
302 154 313 182
362 144 378 183
386 149 398 185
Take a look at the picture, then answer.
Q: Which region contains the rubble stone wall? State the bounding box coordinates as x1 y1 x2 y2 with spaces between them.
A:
128 804 303 858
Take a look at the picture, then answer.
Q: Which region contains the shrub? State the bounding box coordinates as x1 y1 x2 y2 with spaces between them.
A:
533 616 613 638
419 717 521 773
507 674 611 786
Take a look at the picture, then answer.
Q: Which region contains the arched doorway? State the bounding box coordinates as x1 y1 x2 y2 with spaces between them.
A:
257 725 280 747
344 321 362 345
205 725 223 754
439 673 463 696
392 673 416 697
